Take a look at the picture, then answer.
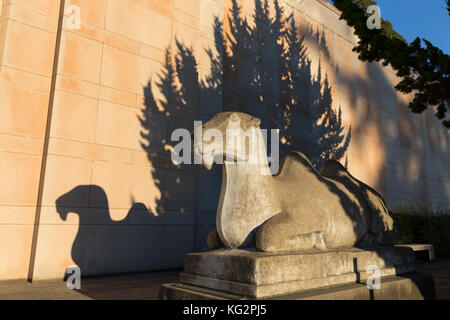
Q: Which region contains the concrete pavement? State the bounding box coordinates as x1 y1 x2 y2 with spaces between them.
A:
0 259 449 300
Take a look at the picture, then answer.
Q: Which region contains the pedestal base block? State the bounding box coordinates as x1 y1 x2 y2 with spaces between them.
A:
160 246 436 300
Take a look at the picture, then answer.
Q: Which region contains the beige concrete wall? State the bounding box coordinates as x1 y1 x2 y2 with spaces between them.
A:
0 0 448 280
29 0 223 280
0 0 61 280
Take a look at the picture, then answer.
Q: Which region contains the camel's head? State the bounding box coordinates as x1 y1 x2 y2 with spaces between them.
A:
56 185 106 221
193 112 262 170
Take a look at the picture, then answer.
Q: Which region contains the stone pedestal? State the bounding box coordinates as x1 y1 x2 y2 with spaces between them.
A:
159 246 436 300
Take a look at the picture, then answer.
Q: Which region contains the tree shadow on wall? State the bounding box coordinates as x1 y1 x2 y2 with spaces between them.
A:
223 0 351 169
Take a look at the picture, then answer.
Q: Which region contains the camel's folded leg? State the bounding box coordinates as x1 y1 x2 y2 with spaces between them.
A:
256 212 326 252
207 228 225 250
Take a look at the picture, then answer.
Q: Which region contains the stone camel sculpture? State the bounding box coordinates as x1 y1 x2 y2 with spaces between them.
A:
194 112 399 252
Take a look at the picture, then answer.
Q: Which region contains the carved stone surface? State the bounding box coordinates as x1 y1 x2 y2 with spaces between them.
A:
177 246 416 298
195 112 399 252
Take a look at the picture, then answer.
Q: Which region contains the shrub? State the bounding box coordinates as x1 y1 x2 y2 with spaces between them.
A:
391 207 450 259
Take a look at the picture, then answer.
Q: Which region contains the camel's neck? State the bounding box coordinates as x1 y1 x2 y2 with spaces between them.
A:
216 129 279 248
222 160 270 191
221 128 273 199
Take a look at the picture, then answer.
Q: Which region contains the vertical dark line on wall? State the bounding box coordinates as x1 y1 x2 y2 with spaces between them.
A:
27 0 66 283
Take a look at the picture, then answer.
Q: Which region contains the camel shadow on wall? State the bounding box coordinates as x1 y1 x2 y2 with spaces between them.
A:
56 185 161 279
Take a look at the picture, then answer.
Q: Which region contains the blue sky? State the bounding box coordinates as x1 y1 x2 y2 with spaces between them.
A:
329 0 450 54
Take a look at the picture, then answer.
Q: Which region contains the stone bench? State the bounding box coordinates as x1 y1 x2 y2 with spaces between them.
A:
398 244 435 262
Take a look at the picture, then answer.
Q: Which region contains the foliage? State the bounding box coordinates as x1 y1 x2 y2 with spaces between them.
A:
332 0 450 128
392 207 450 258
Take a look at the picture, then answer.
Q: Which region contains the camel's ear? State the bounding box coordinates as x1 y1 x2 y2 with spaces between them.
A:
249 117 261 128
